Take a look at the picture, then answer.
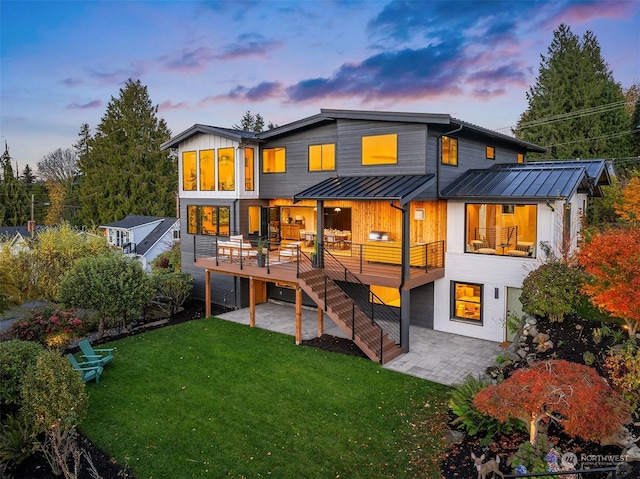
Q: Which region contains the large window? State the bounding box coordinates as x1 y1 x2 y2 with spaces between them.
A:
442 136 458 165
263 147 286 173
309 143 336 171
244 148 254 191
466 203 537 257
452 281 483 323
362 134 397 165
187 205 230 236
182 151 197 191
218 147 235 191
199 150 215 191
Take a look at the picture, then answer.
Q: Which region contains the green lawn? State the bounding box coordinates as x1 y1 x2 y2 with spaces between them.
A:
80 318 451 479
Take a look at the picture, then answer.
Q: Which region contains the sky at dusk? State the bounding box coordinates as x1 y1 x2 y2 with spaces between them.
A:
1 0 639 174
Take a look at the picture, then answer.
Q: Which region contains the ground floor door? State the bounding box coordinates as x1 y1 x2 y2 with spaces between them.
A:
505 287 523 342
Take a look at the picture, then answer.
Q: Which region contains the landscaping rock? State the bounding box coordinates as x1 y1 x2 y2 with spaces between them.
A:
623 444 640 462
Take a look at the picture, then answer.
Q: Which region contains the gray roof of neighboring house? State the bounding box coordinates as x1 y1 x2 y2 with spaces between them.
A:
100 215 165 230
440 160 610 201
135 218 178 256
161 109 547 153
293 174 435 206
0 225 46 241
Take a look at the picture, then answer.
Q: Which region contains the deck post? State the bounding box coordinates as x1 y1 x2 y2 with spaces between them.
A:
295 288 303 344
249 277 256 328
205 270 211 317
317 306 323 337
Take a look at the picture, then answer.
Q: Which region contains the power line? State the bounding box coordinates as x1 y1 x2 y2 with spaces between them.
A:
545 130 634 148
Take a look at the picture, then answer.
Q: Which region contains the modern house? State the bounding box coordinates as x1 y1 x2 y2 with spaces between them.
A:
161 109 611 363
101 215 180 271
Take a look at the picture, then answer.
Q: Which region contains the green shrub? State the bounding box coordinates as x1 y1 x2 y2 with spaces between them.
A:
449 375 526 445
0 340 44 415
20 350 88 477
0 412 37 470
152 271 193 316
21 350 88 433
151 243 181 273
520 260 585 322
604 342 640 417
511 434 556 479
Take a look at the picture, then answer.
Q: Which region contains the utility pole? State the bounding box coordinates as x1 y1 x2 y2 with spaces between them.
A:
28 194 36 236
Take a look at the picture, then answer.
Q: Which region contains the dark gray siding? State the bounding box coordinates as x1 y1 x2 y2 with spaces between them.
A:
410 283 434 328
428 125 524 195
336 119 428 177
259 123 338 199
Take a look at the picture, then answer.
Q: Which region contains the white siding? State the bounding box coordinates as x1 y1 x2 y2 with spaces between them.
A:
178 134 259 200
434 200 568 342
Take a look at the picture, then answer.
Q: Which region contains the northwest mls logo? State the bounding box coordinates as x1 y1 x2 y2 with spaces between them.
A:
579 453 629 467
561 452 578 467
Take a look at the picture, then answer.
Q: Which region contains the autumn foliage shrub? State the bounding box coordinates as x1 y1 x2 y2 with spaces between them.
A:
578 226 640 337
473 359 631 444
6 307 83 348
449 375 526 445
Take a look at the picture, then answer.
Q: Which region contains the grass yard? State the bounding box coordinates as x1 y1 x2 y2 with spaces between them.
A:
79 318 451 479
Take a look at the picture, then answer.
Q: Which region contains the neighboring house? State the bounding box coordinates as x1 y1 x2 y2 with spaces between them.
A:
101 215 180 271
0 225 45 254
161 109 611 363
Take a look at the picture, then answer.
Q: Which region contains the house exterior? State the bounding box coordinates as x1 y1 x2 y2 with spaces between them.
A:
161 109 610 362
100 215 180 271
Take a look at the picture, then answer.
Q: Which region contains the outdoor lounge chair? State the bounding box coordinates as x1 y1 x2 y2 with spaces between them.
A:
78 339 114 367
67 354 103 384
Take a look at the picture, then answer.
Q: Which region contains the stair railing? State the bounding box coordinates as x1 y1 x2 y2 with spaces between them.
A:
297 245 401 361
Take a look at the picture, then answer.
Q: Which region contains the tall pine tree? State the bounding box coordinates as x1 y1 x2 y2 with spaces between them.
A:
515 24 634 162
0 143 29 226
78 79 176 226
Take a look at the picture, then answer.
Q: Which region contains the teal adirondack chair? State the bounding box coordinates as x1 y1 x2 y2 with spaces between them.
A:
78 339 114 367
67 354 103 384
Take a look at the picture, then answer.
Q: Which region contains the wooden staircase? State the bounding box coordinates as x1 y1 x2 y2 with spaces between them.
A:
298 268 404 364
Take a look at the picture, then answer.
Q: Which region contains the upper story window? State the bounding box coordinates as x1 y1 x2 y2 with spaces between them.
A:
309 143 336 171
465 203 537 258
244 148 255 191
486 146 495 160
218 147 235 191
362 134 397 165
187 205 230 236
263 147 286 173
442 136 458 166
199 150 215 191
517 153 525 163
182 151 197 191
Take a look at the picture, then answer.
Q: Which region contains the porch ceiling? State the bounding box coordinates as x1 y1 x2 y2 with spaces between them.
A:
292 174 435 206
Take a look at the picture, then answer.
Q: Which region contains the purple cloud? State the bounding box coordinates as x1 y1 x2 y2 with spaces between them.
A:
216 34 282 60
158 100 189 111
201 81 282 105
161 46 216 72
67 100 102 110
61 78 82 87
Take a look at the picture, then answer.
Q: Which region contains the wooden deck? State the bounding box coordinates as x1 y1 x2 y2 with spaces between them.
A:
195 246 444 290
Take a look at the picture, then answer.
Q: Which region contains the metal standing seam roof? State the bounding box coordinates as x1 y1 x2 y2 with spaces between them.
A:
440 163 596 200
293 174 435 206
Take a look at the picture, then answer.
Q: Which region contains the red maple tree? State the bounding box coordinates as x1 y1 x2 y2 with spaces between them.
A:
578 227 640 337
473 360 631 444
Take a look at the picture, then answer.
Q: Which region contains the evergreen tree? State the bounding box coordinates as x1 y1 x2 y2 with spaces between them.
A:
78 79 176 225
21 164 36 185
233 111 277 132
515 24 634 161
0 143 29 226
